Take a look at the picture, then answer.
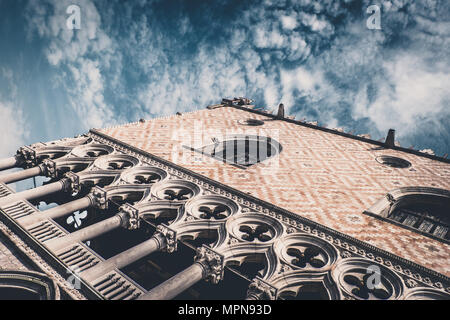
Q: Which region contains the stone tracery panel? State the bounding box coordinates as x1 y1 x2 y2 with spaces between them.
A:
332 258 404 300
275 234 339 271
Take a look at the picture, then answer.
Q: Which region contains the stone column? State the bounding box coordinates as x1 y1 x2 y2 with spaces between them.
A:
0 156 18 171
139 246 224 300
18 196 92 228
139 262 206 300
0 179 68 208
0 166 42 184
45 213 125 252
82 233 165 283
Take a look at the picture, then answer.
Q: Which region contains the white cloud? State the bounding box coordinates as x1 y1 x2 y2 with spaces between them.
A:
298 12 333 34
25 0 119 129
356 54 450 135
280 15 298 31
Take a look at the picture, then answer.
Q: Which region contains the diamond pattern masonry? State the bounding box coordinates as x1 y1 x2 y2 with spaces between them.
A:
100 106 450 276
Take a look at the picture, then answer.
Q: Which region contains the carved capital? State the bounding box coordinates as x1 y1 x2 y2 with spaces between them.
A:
17 146 37 168
64 172 81 196
120 203 140 230
42 159 57 179
246 277 277 300
156 224 177 253
195 245 224 285
90 186 108 210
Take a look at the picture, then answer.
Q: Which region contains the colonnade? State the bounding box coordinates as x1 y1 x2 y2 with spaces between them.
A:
0 145 208 300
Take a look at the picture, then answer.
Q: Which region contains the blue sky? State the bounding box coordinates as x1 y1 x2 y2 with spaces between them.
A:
0 0 449 157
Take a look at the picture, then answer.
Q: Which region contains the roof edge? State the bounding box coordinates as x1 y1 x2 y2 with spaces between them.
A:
226 104 450 164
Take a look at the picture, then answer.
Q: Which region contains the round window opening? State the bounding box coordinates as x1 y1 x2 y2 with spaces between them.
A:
376 156 411 169
238 119 265 126
206 134 282 167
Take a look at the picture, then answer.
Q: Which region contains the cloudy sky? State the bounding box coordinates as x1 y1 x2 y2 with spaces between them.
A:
0 0 449 158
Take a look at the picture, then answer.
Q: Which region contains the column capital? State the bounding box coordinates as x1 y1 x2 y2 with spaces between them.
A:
90 186 108 209
119 203 140 230
65 172 81 196
246 277 277 300
195 245 224 285
42 159 57 178
156 224 177 253
17 145 37 168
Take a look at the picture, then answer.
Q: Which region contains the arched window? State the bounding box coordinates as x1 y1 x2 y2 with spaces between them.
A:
194 135 282 168
365 187 450 243
0 270 60 300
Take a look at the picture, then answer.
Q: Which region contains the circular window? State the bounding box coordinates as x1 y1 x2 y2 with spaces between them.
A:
214 135 282 167
238 119 265 126
376 156 411 168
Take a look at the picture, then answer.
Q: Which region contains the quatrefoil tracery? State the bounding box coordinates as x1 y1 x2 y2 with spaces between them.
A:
120 167 168 186
199 205 228 220
226 213 284 245
92 155 139 172
134 173 161 184
276 235 338 272
107 160 134 171
286 246 326 269
164 188 193 201
239 224 273 242
151 180 201 202
333 258 404 300
185 195 239 221
343 273 391 300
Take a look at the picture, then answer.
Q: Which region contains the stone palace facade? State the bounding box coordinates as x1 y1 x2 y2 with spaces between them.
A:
0 98 449 300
